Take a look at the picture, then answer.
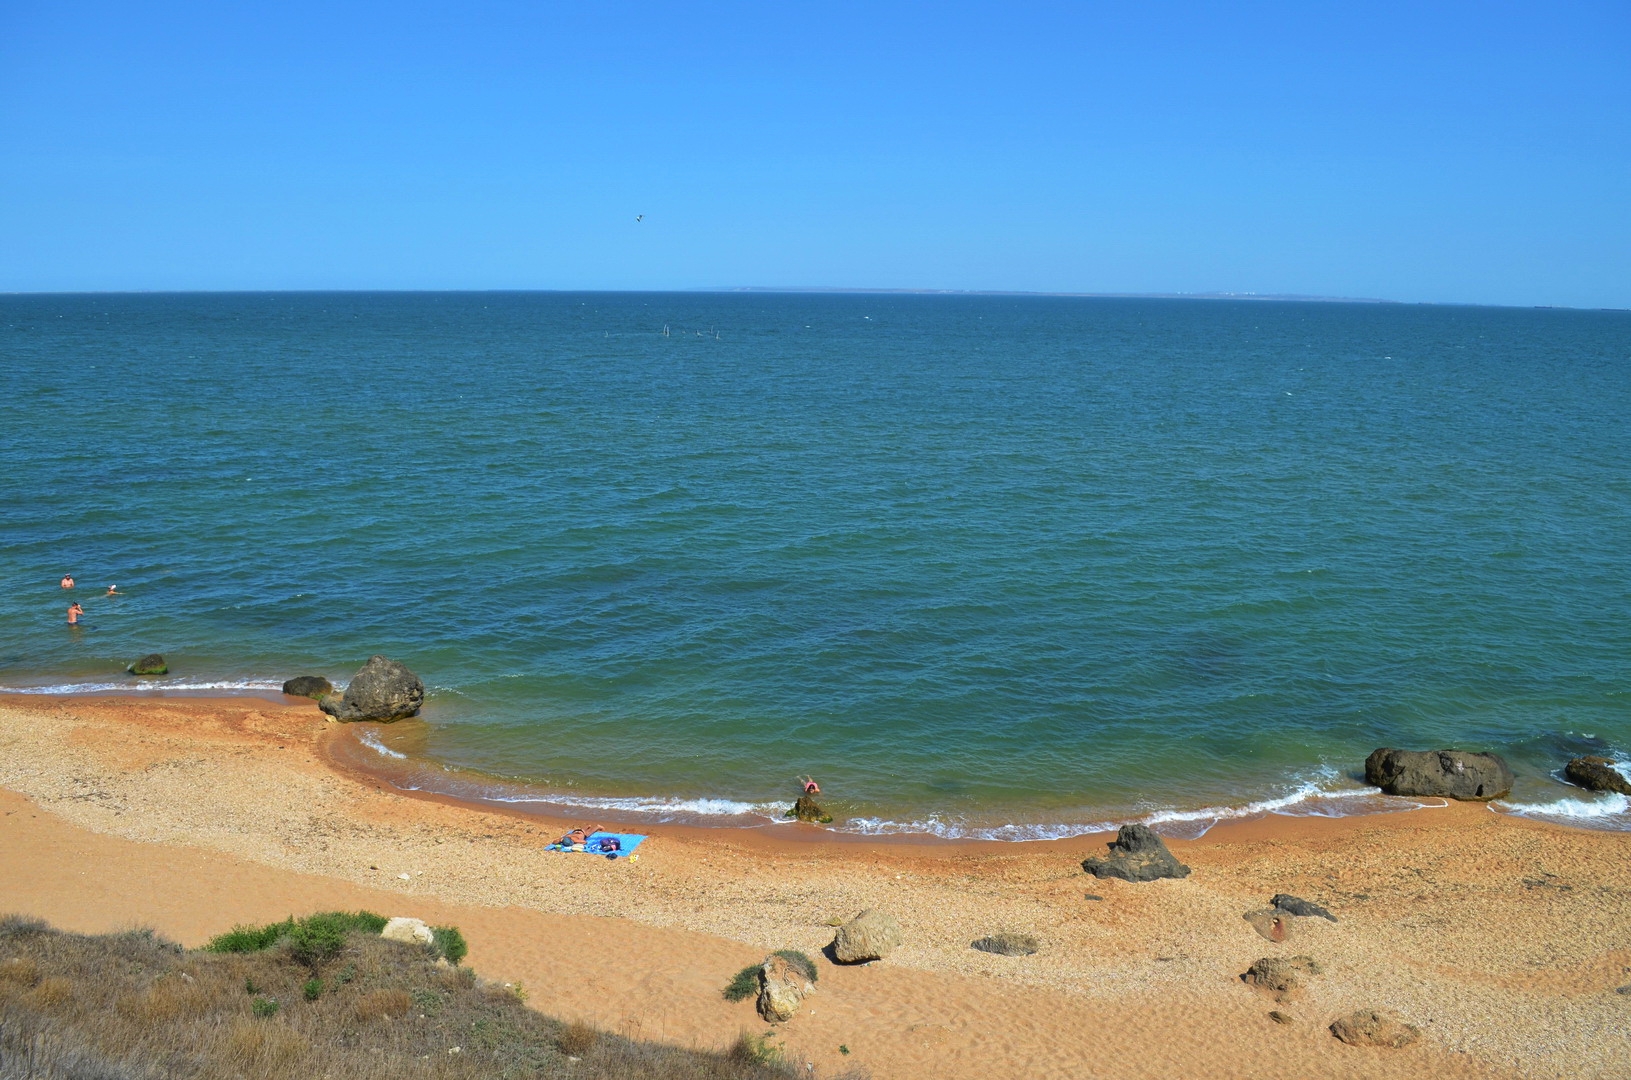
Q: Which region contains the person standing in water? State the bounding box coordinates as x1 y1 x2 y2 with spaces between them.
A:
60 575 74 589
67 602 84 625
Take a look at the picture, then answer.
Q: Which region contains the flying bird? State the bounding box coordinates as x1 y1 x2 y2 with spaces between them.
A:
635 214 644 222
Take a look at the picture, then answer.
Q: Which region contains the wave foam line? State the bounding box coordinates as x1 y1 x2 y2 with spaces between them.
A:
0 679 285 695
354 729 407 760
1497 792 1630 821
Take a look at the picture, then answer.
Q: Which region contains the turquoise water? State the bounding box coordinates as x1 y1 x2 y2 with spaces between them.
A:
2 292 1628 836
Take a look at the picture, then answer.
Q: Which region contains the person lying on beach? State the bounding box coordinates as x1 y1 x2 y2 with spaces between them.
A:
556 824 603 850
67 602 84 625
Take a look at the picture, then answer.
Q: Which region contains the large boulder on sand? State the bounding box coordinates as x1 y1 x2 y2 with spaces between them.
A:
282 675 334 700
320 656 424 722
128 653 168 676
1564 756 1631 796
1364 748 1513 801
1081 824 1191 882
832 909 902 964
1330 1009 1419 1049
756 952 817 1022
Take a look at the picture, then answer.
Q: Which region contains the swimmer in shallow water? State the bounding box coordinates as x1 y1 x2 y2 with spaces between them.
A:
105 585 122 596
798 775 821 796
60 575 74 589
67 602 84 625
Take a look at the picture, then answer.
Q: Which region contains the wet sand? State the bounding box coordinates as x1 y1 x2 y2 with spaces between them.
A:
2 694 1627 1078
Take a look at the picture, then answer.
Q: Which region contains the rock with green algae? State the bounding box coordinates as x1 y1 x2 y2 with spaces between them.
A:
784 795 833 824
128 653 168 676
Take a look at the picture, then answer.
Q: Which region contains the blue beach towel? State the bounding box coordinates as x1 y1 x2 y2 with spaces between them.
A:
545 832 646 858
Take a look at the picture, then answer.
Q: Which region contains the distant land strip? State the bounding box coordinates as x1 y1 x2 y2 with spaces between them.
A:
711 286 1399 303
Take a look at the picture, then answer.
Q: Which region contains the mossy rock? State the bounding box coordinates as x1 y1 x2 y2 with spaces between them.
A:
128 653 168 676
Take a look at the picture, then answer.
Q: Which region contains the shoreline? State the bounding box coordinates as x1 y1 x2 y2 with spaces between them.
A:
4 692 1630 1078
4 682 1624 843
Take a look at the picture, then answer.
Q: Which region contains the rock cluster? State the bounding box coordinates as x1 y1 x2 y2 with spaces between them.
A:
832 909 902 964
1363 747 1513 801
1081 824 1190 882
1564 756 1631 796
320 656 425 723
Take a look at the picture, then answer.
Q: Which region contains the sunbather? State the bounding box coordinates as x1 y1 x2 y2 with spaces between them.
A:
556 824 603 850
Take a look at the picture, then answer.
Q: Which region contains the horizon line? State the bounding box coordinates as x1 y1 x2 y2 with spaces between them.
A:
0 286 1622 312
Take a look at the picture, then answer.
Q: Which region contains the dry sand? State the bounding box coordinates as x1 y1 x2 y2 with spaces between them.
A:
2 694 1627 1078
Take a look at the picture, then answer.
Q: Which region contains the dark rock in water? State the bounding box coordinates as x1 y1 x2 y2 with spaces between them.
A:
971 933 1039 956
785 794 833 824
1329 1009 1419 1049
1363 747 1514 801
128 654 168 676
1241 956 1322 1003
1081 824 1190 882
319 655 424 723
1271 894 1338 922
1564 756 1631 796
281 675 334 700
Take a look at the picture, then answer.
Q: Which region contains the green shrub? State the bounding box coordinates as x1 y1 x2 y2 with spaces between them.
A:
410 988 444 1015
206 911 387 968
722 964 760 1002
727 1031 780 1066
303 978 324 1001
250 995 280 1017
431 925 468 965
770 950 818 983
208 918 295 954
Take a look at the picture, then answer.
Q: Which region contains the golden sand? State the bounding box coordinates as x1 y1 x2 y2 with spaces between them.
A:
2 694 1627 1078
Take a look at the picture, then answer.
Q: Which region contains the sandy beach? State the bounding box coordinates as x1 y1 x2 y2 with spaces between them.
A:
2 694 1627 1078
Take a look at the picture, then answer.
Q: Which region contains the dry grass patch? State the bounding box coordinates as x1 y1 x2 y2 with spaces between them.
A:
0 913 867 1080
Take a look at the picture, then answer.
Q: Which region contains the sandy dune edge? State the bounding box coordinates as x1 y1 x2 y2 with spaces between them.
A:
2 695 1626 1078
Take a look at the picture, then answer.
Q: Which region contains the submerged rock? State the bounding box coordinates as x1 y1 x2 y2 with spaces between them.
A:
1329 1009 1419 1049
1241 956 1322 1003
281 675 334 700
1563 756 1631 796
1081 824 1190 882
128 654 168 676
785 794 833 824
1364 748 1513 801
832 909 902 964
319 655 424 723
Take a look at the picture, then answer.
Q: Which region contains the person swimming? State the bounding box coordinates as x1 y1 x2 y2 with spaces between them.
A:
798 775 821 796
67 602 84 625
60 575 74 589
105 585 122 596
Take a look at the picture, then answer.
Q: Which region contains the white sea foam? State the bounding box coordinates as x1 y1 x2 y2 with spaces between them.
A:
355 728 407 760
1497 793 1630 820
0 679 285 695
483 792 776 821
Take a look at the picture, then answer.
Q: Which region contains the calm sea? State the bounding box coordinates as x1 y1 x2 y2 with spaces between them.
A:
2 292 1627 837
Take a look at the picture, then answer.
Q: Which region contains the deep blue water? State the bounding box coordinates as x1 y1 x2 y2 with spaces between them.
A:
2 292 1627 836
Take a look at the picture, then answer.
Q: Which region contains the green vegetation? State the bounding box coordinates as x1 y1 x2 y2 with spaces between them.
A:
722 964 760 1002
0 913 866 1080
768 950 818 984
431 924 468 965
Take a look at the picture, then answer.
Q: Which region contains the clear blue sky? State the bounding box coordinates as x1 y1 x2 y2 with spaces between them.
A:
2 1 1627 306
